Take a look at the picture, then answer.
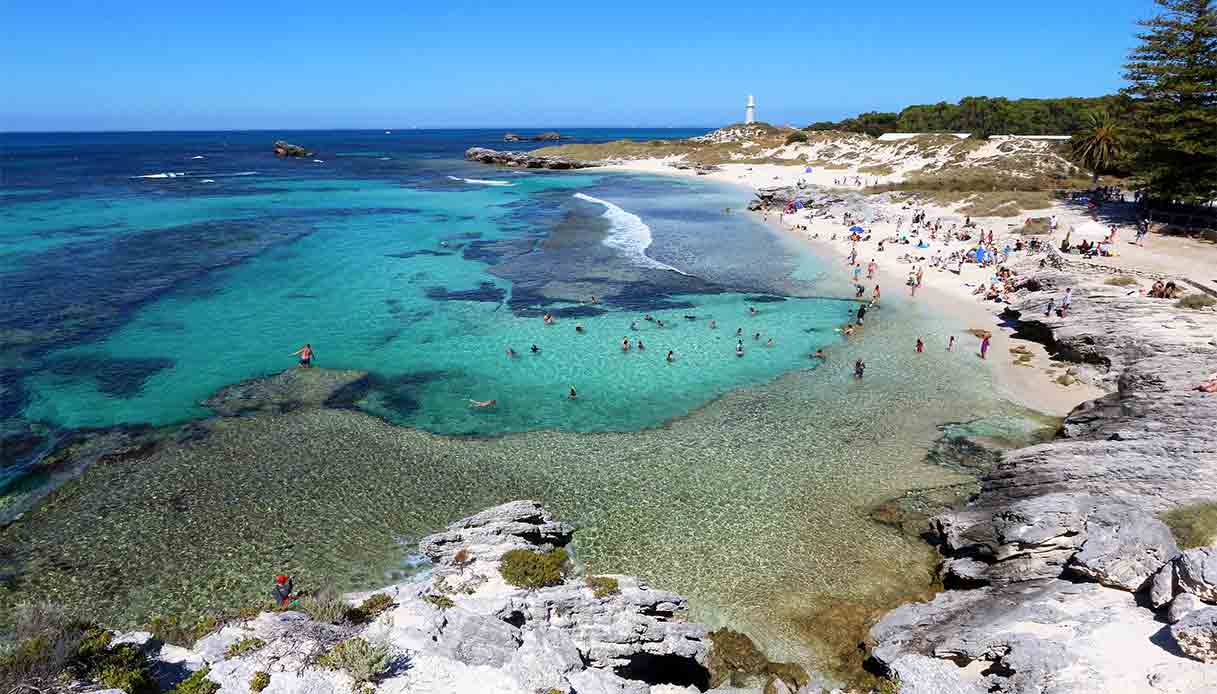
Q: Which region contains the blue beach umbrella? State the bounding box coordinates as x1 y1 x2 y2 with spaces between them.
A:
849 225 864 233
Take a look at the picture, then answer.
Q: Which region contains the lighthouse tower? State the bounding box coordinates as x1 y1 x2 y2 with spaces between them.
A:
745 95 756 124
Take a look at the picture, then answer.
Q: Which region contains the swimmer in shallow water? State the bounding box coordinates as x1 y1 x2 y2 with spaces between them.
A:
637 339 645 351
710 320 717 329
631 321 638 331
530 344 539 353
506 347 517 358
568 386 577 399
754 332 761 341
812 349 825 360
736 341 745 356
749 306 758 316
644 314 654 322
622 336 630 352
736 327 742 336
666 350 675 362
469 399 496 408
575 324 584 333
766 337 774 347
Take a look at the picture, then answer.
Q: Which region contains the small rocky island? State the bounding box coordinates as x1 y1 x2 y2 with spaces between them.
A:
273 140 312 158
503 132 562 142
465 147 600 170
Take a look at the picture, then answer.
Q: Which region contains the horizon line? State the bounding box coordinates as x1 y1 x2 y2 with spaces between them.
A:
0 125 728 135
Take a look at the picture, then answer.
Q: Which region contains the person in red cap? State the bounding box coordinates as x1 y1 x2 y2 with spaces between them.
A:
272 575 294 606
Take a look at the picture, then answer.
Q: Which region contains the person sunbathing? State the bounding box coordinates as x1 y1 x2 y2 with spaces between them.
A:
1197 374 1217 393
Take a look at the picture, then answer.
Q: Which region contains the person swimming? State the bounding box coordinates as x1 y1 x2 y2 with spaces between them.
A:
684 315 697 321
530 344 540 353
754 332 761 341
569 386 577 399
710 320 717 329
766 337 774 347
637 339 645 351
506 347 517 358
666 350 675 362
622 336 631 351
749 306 758 316
854 358 865 379
469 399 497 408
736 327 743 336
656 319 664 328
543 313 553 325
644 314 654 322
575 324 584 333
812 349 825 360
631 321 639 331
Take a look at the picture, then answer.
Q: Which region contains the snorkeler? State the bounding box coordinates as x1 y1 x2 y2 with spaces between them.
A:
530 344 540 353
569 386 577 399
469 399 497 408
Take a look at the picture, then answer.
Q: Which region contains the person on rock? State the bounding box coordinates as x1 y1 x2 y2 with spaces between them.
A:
272 575 295 606
291 343 313 368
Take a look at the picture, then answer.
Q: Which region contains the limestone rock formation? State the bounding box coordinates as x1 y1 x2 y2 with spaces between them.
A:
131 501 719 694
273 140 313 157
465 147 600 170
868 260 1217 693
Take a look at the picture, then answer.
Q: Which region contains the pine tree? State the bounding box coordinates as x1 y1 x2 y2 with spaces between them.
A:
1122 0 1217 205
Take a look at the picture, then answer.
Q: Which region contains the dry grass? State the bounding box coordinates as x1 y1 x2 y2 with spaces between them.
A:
1177 293 1217 310
1104 276 1139 287
858 163 895 175
1161 502 1217 548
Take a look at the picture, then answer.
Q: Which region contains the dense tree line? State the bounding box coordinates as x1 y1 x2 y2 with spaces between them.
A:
804 96 1135 138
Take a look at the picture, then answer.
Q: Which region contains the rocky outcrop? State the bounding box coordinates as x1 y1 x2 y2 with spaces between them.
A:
503 132 562 142
129 501 730 694
202 368 370 417
273 140 312 157
465 147 600 170
869 259 1217 693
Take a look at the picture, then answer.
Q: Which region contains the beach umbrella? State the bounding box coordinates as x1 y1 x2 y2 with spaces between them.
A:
849 225 864 233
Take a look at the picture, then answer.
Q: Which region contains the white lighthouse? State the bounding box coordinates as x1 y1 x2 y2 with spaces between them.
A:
745 95 756 124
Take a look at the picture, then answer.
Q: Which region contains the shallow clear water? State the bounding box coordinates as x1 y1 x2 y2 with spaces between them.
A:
0 130 1028 677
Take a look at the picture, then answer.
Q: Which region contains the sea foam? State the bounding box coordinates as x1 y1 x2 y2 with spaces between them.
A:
446 175 514 187
573 193 686 274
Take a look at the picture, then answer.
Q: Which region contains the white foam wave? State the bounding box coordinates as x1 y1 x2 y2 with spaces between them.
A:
573 193 687 274
190 155 205 160
200 179 215 183
132 170 258 180
312 159 324 163
446 175 515 187
134 172 186 179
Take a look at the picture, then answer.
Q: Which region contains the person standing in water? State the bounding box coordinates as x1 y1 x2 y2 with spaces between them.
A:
291 343 313 368
915 337 924 353
569 386 577 399
854 358 865 379
980 334 991 360
622 336 631 352
947 336 955 352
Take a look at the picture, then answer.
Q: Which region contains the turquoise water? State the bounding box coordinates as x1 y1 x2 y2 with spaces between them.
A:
3 130 850 442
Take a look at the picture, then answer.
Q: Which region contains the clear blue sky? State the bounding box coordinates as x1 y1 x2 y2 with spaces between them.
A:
1 0 1152 132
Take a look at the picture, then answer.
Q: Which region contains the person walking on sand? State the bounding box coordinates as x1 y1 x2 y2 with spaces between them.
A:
947 335 955 352
873 285 881 304
291 343 313 368
867 259 877 279
980 334 991 360
1061 288 1073 318
916 337 924 353
1045 297 1056 317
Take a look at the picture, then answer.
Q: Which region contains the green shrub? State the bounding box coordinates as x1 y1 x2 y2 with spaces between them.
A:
586 576 619 599
784 131 808 145
1104 275 1138 286
225 637 265 658
299 587 349 624
316 638 390 685
423 594 455 610
97 645 158 694
347 592 395 623
146 614 222 646
250 671 271 693
499 548 569 589
1177 293 1217 310
174 666 220 694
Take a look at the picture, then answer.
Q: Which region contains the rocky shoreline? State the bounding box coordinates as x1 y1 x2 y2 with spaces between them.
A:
866 256 1217 693
55 501 831 694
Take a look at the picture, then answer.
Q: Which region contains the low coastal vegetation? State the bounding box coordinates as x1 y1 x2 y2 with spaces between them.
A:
224 636 265 658
249 670 271 693
1176 293 1217 310
346 593 394 624
585 576 620 598
423 593 455 610
499 548 569 588
315 637 391 686
299 587 350 625
1161 502 1217 548
1104 275 1140 286
0 602 157 694
174 667 220 694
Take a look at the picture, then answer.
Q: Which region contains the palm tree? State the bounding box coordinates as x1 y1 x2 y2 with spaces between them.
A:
1071 111 1122 185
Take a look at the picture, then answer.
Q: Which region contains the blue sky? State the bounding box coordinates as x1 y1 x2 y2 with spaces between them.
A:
2 0 1152 131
